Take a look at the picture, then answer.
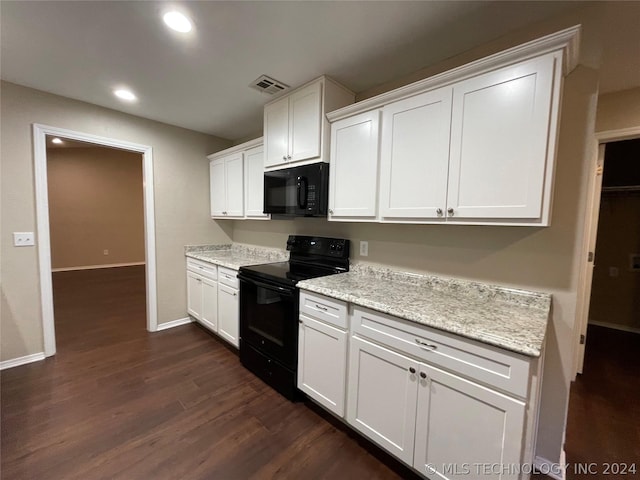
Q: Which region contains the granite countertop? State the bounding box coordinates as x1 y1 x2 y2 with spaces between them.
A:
185 243 288 270
298 263 551 357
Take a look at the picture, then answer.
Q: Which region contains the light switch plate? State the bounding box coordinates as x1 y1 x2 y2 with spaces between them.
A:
13 232 35 246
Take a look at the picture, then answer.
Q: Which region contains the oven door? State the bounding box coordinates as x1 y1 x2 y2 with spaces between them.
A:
238 274 298 370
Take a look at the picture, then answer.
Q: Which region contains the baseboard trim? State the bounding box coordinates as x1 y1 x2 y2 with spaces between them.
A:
52 262 145 272
534 454 565 480
588 320 640 335
156 317 193 331
0 352 46 370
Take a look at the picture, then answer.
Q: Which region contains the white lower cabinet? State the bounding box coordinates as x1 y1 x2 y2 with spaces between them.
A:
347 335 419 465
414 363 526 480
217 268 239 347
200 277 218 332
186 270 204 320
298 292 348 416
299 292 541 480
186 259 218 334
298 314 348 416
186 259 238 347
348 333 529 479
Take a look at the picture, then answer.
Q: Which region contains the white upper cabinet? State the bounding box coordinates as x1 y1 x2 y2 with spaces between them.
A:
208 137 268 220
447 54 557 222
329 110 380 220
264 76 354 170
209 159 227 217
264 97 290 168
209 153 244 218
326 27 579 226
289 82 322 162
379 88 452 221
225 153 244 217
244 145 268 219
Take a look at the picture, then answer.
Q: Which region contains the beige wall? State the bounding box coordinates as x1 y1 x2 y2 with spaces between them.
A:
47 147 145 269
232 3 640 465
596 87 640 134
0 81 232 361
589 194 640 330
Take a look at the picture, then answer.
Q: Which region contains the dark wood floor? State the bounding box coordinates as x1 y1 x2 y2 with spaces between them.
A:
4 267 636 480
1 266 410 480
564 324 640 478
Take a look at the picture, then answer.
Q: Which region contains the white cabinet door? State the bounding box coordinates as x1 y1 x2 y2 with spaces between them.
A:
298 314 347 417
329 110 380 220
379 88 452 221
210 158 226 217
447 54 557 221
218 284 239 347
225 153 244 217
414 363 526 480
347 336 419 465
186 271 202 320
244 145 268 218
264 97 289 168
200 277 218 333
289 81 322 163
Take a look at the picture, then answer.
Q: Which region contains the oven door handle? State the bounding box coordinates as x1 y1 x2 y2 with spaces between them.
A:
238 275 295 297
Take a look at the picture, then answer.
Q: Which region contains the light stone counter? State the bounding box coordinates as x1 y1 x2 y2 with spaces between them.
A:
298 263 551 357
184 243 288 270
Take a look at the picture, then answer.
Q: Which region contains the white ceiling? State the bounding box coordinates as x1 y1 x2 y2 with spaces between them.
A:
0 1 620 141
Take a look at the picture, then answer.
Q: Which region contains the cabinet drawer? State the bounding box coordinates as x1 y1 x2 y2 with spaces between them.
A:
352 306 531 398
218 267 238 288
300 291 348 329
186 258 217 281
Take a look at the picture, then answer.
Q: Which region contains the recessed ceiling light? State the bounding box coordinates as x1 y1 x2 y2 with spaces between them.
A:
51 138 63 144
114 89 137 102
163 11 192 33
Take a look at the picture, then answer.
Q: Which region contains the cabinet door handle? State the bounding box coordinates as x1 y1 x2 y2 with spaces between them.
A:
436 208 443 217
409 367 416 374
315 304 328 311
287 155 292 160
298 319 303 324
415 339 438 351
283 155 287 161
447 207 454 217
420 372 427 379
329 209 334 215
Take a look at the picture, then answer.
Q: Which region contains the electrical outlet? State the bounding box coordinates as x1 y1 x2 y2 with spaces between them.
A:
360 241 369 257
103 249 109 256
13 232 35 247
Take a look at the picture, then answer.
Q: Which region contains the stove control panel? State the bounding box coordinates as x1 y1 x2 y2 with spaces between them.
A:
287 235 350 262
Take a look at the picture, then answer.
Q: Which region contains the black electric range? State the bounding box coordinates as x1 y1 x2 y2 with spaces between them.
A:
237 235 349 400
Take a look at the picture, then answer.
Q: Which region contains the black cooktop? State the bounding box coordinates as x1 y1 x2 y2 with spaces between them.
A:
239 235 350 287
240 261 340 286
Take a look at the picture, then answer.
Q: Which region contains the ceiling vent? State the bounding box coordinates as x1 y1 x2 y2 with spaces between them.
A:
250 75 289 95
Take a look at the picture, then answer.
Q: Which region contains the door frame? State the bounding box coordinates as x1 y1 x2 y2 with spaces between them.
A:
33 124 158 357
573 125 640 378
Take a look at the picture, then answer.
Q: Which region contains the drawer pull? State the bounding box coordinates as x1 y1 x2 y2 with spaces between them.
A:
409 367 416 374
420 372 427 379
415 339 438 351
314 304 328 311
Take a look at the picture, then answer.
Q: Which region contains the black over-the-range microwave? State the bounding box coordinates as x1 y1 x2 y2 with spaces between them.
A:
263 163 329 217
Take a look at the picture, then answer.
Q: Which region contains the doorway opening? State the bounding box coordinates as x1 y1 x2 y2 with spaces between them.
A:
46 136 147 351
33 124 158 357
566 137 640 470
